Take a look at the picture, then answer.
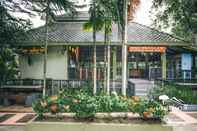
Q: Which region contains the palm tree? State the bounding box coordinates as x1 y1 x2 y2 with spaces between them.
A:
32 0 75 97
84 0 140 95
84 0 115 94
115 0 140 96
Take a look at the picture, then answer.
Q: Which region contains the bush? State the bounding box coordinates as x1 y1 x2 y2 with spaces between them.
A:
95 92 129 112
33 88 168 120
149 83 197 104
72 93 97 119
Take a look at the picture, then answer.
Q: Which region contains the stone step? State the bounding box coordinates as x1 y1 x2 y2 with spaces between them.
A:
128 79 154 97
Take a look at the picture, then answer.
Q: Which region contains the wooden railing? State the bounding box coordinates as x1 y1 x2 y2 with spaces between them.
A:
1 79 43 86
154 78 197 90
1 79 135 96
155 78 197 84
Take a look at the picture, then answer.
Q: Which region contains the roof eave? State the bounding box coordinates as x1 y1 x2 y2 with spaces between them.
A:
14 41 191 47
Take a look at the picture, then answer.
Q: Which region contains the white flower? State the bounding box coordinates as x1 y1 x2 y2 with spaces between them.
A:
159 95 169 105
159 95 169 101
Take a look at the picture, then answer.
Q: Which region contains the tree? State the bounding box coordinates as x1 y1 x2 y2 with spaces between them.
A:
84 0 140 95
0 4 30 84
118 0 140 96
7 0 75 97
35 0 75 97
152 0 197 41
84 0 117 94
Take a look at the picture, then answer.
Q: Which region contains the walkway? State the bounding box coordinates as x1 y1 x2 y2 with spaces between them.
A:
165 107 197 131
0 113 35 126
128 78 154 97
0 108 197 131
0 106 33 113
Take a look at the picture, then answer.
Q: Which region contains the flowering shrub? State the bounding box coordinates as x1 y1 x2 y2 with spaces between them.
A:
33 89 168 119
72 93 97 119
130 98 167 119
95 92 130 112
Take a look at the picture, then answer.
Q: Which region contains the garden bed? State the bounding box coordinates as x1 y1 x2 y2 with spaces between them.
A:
34 113 163 124
32 88 168 120
26 120 172 131
28 87 169 131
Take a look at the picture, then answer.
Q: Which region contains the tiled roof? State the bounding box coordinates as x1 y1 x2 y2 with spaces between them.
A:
21 21 186 46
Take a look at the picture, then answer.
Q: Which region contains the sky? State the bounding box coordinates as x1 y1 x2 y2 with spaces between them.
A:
134 0 153 26
12 0 154 28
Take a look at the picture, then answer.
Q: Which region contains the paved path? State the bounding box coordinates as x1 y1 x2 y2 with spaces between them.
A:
0 107 197 131
0 106 33 113
0 113 35 126
165 107 197 125
0 113 27 126
128 79 154 96
0 126 25 131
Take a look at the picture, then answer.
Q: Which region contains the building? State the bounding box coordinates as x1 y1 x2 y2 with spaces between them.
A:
1 12 197 105
17 12 196 80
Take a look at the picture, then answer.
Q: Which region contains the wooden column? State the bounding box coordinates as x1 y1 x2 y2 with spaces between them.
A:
66 46 69 80
145 53 149 78
112 47 117 91
161 52 167 79
192 55 196 78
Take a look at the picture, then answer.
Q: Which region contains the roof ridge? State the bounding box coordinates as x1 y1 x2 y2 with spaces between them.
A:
130 22 188 43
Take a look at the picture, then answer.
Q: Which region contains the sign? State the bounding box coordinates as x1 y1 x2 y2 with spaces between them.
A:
128 46 166 53
181 53 192 70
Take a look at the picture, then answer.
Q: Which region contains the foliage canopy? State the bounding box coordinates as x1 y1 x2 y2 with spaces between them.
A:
152 0 197 41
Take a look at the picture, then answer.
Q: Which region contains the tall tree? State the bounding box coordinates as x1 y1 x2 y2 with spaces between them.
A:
84 0 140 95
3 0 76 97
121 0 128 96
0 3 30 84
84 0 117 94
32 0 76 97
152 0 197 41
118 0 140 96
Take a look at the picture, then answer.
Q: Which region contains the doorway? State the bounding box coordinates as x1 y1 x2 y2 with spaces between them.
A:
128 52 161 79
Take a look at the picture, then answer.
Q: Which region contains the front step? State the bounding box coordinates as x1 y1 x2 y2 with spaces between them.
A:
128 79 154 97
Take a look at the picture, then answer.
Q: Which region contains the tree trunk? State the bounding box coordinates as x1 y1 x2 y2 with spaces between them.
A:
104 20 111 95
93 35 97 95
104 24 107 92
93 1 97 95
112 47 117 91
43 0 49 97
106 44 110 94
121 0 128 96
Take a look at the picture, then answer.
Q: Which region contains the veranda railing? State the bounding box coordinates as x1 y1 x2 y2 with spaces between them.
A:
1 79 135 96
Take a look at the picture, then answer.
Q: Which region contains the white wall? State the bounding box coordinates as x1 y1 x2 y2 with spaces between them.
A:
19 46 68 80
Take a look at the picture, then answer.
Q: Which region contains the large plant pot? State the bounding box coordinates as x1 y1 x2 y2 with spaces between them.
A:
26 122 172 131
